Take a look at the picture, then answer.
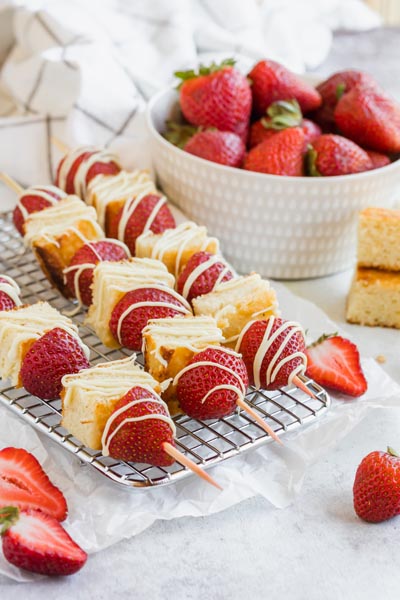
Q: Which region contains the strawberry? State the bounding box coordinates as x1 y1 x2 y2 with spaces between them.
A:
65 240 129 306
177 251 234 303
313 70 375 131
102 386 175 466
305 333 367 397
183 130 245 167
13 186 66 236
176 346 248 420
20 327 90 399
334 84 400 153
353 448 400 523
110 194 176 255
366 150 391 169
0 276 20 311
236 317 306 390
0 506 87 576
248 59 322 118
109 287 191 350
55 149 120 196
176 59 252 141
244 127 305 176
307 134 372 177
0 448 67 521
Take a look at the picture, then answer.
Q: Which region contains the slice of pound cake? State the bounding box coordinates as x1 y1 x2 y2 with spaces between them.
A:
358 207 400 271
346 268 400 329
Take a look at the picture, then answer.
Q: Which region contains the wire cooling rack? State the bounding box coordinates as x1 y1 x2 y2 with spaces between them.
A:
0 212 330 488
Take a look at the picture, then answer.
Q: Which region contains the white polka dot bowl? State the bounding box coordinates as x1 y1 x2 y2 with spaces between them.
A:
146 87 400 280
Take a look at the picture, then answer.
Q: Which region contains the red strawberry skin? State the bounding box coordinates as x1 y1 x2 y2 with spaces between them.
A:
105 386 175 466
112 194 176 256
0 277 18 311
305 334 367 397
183 130 245 167
334 84 400 153
308 134 372 177
248 60 321 118
13 187 65 236
0 447 67 521
176 347 248 420
65 240 129 306
353 450 400 523
20 327 90 400
366 150 391 169
314 70 375 131
179 65 252 140
244 127 305 176
237 318 306 390
1 508 87 576
109 287 190 350
177 251 234 303
249 118 321 150
55 151 120 195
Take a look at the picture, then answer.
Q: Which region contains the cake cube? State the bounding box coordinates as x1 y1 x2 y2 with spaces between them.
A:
358 207 400 271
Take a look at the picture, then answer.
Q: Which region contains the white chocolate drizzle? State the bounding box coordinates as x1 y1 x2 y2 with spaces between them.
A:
0 275 21 307
16 185 67 220
117 192 168 242
181 255 233 300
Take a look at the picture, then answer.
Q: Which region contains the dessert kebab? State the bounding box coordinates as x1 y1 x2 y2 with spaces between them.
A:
0 143 315 487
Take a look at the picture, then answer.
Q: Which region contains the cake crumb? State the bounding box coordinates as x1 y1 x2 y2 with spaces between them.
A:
375 354 386 364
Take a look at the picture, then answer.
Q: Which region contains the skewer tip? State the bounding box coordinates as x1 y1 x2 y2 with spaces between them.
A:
51 136 70 154
292 375 317 399
0 172 24 195
236 396 283 445
162 441 223 491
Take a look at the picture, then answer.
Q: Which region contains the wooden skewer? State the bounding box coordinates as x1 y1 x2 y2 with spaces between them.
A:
51 136 70 154
236 396 282 445
0 172 23 195
162 442 222 491
292 375 317 399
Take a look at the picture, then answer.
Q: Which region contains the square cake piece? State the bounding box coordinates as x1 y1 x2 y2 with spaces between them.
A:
23 197 104 296
0 301 87 386
86 257 176 347
192 274 278 345
142 315 224 403
346 267 400 329
135 221 219 277
61 356 160 450
358 207 400 271
87 170 157 233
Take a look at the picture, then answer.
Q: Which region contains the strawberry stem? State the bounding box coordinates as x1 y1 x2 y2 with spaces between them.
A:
0 506 19 534
261 99 302 131
387 446 399 457
307 332 338 348
336 82 346 100
174 58 236 88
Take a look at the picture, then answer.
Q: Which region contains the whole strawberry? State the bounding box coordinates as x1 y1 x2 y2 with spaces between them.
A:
0 506 87 576
65 240 129 306
176 346 248 420
102 386 176 466
334 84 400 153
109 287 191 350
305 333 367 397
248 59 322 118
244 127 305 176
366 150 391 169
184 130 245 167
307 134 372 177
177 251 234 303
353 448 400 523
176 59 252 141
112 194 176 255
236 317 306 390
13 185 67 236
0 275 21 310
20 327 90 399
249 114 321 150
314 70 375 131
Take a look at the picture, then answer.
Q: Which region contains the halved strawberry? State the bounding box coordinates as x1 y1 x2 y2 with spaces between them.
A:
0 448 67 521
109 287 191 350
65 240 129 306
20 327 90 399
55 149 120 196
102 386 175 466
177 251 234 303
305 333 367 397
176 346 248 420
13 186 66 236
0 507 87 576
0 276 20 311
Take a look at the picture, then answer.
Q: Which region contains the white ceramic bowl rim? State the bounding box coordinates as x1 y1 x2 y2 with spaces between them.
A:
146 86 400 183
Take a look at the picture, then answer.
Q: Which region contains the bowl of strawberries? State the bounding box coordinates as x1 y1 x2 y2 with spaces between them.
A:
146 58 400 279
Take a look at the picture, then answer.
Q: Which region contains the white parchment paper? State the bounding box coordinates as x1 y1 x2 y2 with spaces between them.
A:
0 282 399 582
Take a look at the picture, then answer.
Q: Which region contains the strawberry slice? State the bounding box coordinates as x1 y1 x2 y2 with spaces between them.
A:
305 333 367 397
0 507 87 576
0 448 67 521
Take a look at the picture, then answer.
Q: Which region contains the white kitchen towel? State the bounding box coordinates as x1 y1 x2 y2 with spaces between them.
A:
0 0 380 209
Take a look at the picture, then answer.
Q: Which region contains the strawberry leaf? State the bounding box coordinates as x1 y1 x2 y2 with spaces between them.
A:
262 99 302 131
174 58 236 88
307 332 338 348
336 82 346 100
163 121 200 149
305 145 321 177
387 446 399 457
